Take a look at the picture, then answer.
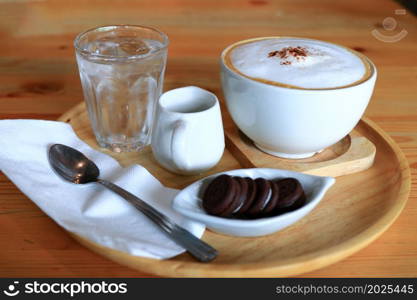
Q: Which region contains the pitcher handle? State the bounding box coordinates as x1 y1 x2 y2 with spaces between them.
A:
170 120 189 172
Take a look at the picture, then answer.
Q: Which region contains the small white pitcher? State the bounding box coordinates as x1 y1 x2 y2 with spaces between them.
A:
151 86 225 175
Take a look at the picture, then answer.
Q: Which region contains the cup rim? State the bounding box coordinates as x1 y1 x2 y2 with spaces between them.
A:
220 36 376 91
74 24 169 61
159 86 218 115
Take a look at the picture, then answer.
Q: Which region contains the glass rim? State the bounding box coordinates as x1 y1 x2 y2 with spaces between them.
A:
73 24 169 61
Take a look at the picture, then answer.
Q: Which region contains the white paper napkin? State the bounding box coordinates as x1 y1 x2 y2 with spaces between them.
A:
0 119 205 259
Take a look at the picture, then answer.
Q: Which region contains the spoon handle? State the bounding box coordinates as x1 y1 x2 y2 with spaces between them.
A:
97 179 218 262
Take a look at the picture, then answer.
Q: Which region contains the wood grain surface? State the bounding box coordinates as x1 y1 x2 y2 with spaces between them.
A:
0 0 416 277
225 120 377 177
57 105 410 277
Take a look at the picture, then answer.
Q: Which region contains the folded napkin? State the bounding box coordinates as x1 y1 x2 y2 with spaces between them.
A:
0 119 205 259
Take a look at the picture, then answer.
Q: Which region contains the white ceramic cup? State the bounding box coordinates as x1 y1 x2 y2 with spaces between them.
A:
220 37 377 159
151 86 225 175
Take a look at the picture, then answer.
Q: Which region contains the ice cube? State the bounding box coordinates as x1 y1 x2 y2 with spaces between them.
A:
119 39 150 56
87 39 120 56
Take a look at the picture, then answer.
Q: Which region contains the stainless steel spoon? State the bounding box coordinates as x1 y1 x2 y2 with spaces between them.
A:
48 143 218 262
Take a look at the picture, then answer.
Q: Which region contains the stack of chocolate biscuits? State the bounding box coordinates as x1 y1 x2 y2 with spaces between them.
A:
202 174 306 219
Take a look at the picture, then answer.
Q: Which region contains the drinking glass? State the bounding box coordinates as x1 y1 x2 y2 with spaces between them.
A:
74 25 169 152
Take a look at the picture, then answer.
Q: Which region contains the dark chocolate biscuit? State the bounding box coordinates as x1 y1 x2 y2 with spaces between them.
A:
202 175 307 219
246 178 271 216
263 180 280 215
227 176 248 216
218 176 244 217
275 178 304 209
235 177 257 215
277 191 306 214
202 174 237 215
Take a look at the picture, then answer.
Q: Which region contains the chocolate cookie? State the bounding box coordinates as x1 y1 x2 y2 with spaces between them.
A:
234 177 257 216
246 178 271 216
275 178 304 209
202 174 307 219
218 176 245 217
228 176 249 215
202 174 238 215
277 191 306 214
262 180 280 215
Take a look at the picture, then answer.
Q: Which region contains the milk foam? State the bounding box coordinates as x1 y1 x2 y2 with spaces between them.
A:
228 38 367 89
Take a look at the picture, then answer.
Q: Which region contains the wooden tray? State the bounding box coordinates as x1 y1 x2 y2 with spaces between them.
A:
58 102 410 277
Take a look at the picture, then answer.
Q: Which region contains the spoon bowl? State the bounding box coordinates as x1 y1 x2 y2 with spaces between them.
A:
49 144 99 184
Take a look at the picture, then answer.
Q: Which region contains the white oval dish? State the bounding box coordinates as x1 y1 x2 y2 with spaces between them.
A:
172 168 335 237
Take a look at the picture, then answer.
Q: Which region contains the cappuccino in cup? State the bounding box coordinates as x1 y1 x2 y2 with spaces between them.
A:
223 37 371 90
220 37 377 159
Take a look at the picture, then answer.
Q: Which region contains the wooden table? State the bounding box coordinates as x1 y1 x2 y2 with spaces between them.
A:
0 0 416 277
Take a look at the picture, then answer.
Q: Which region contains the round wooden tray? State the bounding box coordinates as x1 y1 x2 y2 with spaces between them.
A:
58 102 410 277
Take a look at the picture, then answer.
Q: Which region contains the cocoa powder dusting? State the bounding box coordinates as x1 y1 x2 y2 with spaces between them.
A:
268 46 309 65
